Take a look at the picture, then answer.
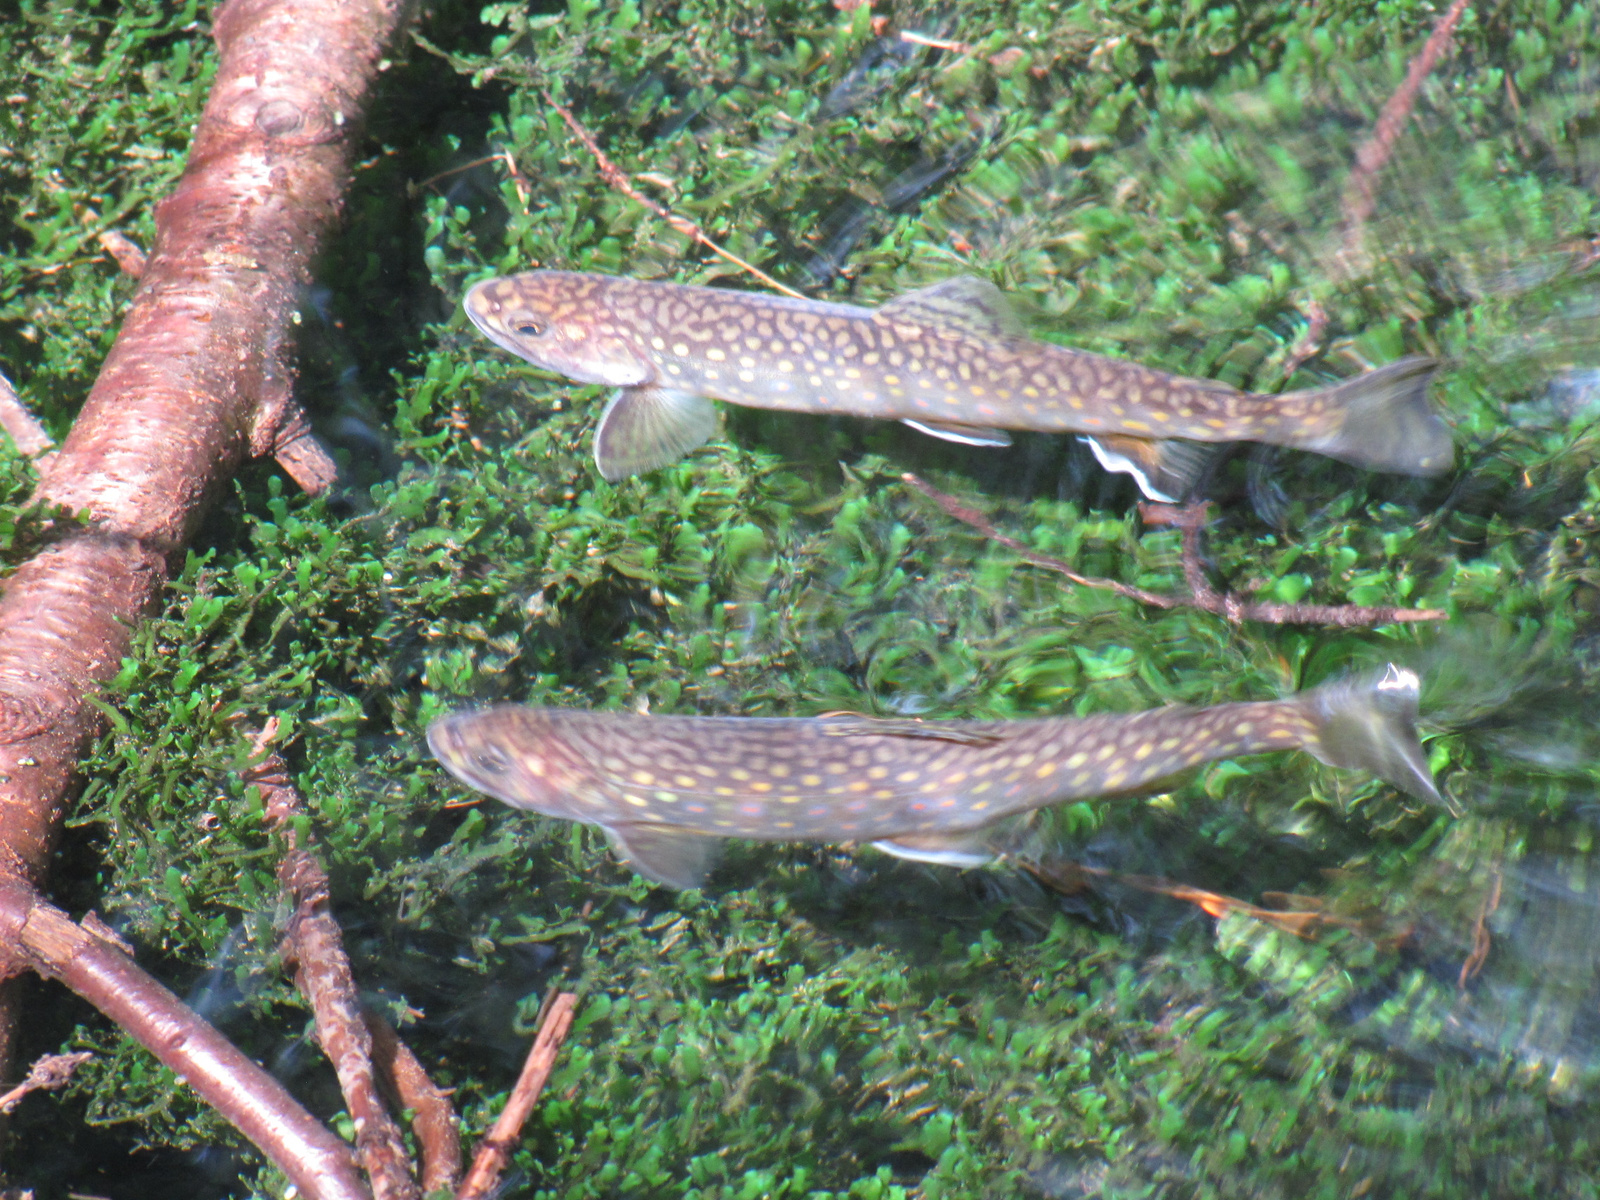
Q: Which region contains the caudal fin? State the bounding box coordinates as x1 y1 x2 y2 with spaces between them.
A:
1288 356 1453 477
1302 664 1442 804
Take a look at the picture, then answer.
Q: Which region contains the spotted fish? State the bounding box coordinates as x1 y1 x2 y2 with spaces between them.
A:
428 665 1441 889
463 270 1452 500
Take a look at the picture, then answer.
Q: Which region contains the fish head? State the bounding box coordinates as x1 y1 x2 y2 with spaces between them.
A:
463 272 654 387
427 707 591 819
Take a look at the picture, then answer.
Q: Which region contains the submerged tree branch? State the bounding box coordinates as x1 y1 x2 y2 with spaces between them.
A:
0 885 367 1200
367 1011 464 1195
904 474 1446 626
0 0 410 1176
456 992 578 1200
248 728 422 1200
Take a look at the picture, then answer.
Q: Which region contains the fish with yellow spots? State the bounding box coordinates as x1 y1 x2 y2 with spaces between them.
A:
464 271 1452 500
428 665 1441 889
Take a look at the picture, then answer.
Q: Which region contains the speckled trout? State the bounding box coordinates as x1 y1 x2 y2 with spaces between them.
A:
428 665 1440 889
464 271 1451 500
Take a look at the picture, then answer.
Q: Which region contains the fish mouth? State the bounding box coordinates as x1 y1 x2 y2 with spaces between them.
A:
424 714 469 777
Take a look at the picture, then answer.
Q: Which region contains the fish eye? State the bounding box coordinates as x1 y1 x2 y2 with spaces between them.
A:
510 317 546 338
472 746 512 774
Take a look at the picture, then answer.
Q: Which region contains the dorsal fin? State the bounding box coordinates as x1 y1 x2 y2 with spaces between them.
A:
875 277 1027 339
817 716 1005 746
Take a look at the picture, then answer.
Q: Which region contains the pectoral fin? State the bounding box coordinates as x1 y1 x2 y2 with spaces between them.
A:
1082 435 1219 502
593 386 721 481
872 832 996 868
903 418 1014 448
603 823 722 889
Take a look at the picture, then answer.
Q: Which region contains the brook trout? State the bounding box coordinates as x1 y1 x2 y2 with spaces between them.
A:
428 665 1440 889
464 271 1452 500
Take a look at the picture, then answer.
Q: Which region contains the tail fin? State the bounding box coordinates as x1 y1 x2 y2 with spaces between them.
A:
1286 356 1453 477
1302 663 1443 804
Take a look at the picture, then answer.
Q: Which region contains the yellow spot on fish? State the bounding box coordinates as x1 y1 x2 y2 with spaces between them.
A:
897 770 920 783
739 370 756 383
706 348 726 362
1036 762 1058 778
715 786 737 796
651 337 666 351
1233 721 1254 736
751 781 773 793
802 774 822 787
625 794 650 807
1105 771 1128 789
729 767 751 781
672 343 689 356
675 774 698 788
1066 752 1088 768
631 770 656 786
1133 744 1153 761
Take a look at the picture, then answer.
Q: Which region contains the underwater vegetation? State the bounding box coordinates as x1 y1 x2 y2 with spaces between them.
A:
3 0 1600 1196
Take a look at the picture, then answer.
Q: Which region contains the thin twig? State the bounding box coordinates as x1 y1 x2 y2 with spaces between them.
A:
0 371 55 462
1280 298 1328 379
0 1050 93 1113
1023 859 1367 938
1340 0 1472 261
247 721 420 1200
96 230 148 279
901 472 1183 609
904 473 1447 626
542 92 805 300
367 1011 463 1195
456 991 579 1200
1458 868 1502 989
898 31 976 54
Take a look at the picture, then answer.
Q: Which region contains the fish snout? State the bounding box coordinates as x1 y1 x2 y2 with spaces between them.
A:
426 710 569 815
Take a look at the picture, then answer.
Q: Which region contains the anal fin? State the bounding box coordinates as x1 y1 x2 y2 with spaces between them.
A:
872 831 996 868
604 823 722 889
1082 434 1219 502
903 418 1013 448
593 386 721 481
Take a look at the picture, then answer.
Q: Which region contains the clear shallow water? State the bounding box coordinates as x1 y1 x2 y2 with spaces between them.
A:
8 1 1600 1196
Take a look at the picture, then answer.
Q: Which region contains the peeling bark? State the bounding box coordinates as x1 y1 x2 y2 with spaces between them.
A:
0 0 412 1181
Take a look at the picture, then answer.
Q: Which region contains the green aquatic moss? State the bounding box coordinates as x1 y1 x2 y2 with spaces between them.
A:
3 0 1600 1196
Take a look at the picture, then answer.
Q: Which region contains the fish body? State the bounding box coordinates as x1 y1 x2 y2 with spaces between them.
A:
464 270 1452 499
428 665 1441 889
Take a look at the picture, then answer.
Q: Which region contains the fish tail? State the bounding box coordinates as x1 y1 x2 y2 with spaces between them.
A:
1282 356 1452 477
1299 664 1442 804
